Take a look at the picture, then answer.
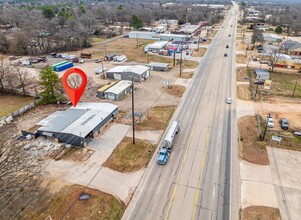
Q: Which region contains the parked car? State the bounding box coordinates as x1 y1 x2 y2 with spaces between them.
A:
254 80 265 85
224 53 228 57
294 131 301 136
266 116 274 128
252 56 260 61
226 97 232 104
279 118 289 130
95 59 101 63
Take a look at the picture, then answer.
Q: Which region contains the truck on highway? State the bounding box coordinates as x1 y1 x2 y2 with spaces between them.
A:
157 120 180 165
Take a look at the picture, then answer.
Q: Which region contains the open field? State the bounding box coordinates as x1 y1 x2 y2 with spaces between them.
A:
238 116 269 165
236 54 248 64
236 67 254 81
89 37 106 44
164 85 186 97
191 48 207 57
258 71 301 98
0 94 35 117
136 106 175 131
237 84 251 100
103 137 155 172
23 184 125 220
241 206 281 220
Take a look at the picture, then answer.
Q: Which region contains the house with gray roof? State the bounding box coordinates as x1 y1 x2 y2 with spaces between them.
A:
282 39 301 56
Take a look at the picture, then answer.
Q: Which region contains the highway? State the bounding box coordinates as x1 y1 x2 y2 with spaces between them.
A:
123 4 239 220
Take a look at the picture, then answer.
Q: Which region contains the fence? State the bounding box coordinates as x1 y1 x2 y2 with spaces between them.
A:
0 101 36 123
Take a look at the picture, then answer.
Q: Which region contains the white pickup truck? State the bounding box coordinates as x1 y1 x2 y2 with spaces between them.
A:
266 116 274 128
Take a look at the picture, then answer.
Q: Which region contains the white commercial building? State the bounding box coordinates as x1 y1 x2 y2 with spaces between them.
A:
129 31 158 40
144 41 169 53
104 80 132 101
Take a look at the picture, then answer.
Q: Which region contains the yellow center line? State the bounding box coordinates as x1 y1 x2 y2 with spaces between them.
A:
164 64 215 220
191 59 225 220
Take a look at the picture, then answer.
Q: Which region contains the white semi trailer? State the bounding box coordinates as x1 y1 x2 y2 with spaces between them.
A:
163 120 180 149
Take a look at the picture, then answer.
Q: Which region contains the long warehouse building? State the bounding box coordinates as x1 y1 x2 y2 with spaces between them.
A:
36 102 118 147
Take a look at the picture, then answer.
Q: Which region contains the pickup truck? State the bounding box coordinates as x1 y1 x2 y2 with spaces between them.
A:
266 116 274 128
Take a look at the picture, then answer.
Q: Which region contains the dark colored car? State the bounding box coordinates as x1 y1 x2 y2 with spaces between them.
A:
228 34 231 37
254 80 264 85
279 118 289 130
226 45 229 48
224 53 228 57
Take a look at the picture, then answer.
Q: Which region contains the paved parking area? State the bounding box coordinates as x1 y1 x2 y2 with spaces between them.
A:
267 147 301 220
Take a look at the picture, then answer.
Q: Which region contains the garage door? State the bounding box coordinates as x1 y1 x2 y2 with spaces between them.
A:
107 93 115 100
113 73 121 80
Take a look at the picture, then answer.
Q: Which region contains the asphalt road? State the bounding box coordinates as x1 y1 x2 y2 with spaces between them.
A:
123 5 239 220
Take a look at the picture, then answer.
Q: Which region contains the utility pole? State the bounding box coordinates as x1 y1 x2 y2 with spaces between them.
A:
292 80 297 97
254 76 260 100
136 33 138 48
101 59 104 78
197 32 201 52
173 52 176 67
180 48 183 77
262 113 270 141
131 77 135 144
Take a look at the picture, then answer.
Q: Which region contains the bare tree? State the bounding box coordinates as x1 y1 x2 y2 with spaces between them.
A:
67 73 82 88
4 67 17 93
269 49 282 72
14 67 34 96
0 57 7 92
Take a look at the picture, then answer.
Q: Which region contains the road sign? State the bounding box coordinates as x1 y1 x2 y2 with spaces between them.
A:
264 80 272 90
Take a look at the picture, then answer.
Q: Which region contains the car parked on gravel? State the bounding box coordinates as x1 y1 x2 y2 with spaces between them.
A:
279 118 289 130
266 116 274 128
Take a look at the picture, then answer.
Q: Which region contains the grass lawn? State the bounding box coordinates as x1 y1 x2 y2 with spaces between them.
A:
238 116 269 165
88 37 106 44
136 106 175 131
236 67 255 81
164 85 186 97
0 94 34 117
23 184 125 220
256 71 301 98
236 54 248 64
103 137 155 172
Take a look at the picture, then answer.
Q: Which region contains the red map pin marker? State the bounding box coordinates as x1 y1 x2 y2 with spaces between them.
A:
62 68 87 107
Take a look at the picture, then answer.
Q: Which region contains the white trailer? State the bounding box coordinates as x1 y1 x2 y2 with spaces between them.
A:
21 60 31 66
114 55 127 62
163 120 180 149
95 66 106 74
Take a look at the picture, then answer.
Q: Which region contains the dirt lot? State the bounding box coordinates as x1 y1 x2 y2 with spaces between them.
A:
236 41 247 52
238 116 269 165
236 67 254 81
164 85 186 97
241 206 281 220
136 106 175 131
23 184 125 220
103 137 155 172
236 54 249 64
191 48 207 57
237 84 252 100
0 94 35 117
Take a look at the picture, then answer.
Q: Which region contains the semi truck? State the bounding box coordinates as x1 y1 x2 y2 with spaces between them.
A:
157 120 180 165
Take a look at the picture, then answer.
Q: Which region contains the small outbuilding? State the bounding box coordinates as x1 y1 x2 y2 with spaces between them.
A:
105 53 116 61
148 62 169 71
254 69 270 80
104 80 132 101
106 65 150 82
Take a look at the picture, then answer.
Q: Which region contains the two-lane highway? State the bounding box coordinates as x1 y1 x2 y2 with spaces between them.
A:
123 4 239 220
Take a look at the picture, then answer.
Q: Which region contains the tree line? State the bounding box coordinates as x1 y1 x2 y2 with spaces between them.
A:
0 3 226 55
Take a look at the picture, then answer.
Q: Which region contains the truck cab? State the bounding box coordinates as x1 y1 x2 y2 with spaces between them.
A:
157 148 170 165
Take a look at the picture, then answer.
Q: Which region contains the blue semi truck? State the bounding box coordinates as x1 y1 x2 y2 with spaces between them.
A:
156 121 180 165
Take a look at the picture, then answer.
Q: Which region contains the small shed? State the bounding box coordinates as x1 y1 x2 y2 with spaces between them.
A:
104 80 132 101
254 69 270 80
80 53 92 59
96 82 117 98
148 62 169 71
105 53 116 61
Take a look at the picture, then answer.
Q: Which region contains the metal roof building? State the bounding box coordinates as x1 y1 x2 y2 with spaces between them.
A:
254 69 270 80
160 34 190 42
106 65 150 82
37 102 118 147
179 25 200 34
144 41 169 53
148 62 169 71
104 80 132 101
129 31 158 40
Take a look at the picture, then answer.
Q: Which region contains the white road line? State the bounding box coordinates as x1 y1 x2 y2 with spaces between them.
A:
156 183 162 194
216 154 219 163
213 185 216 198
